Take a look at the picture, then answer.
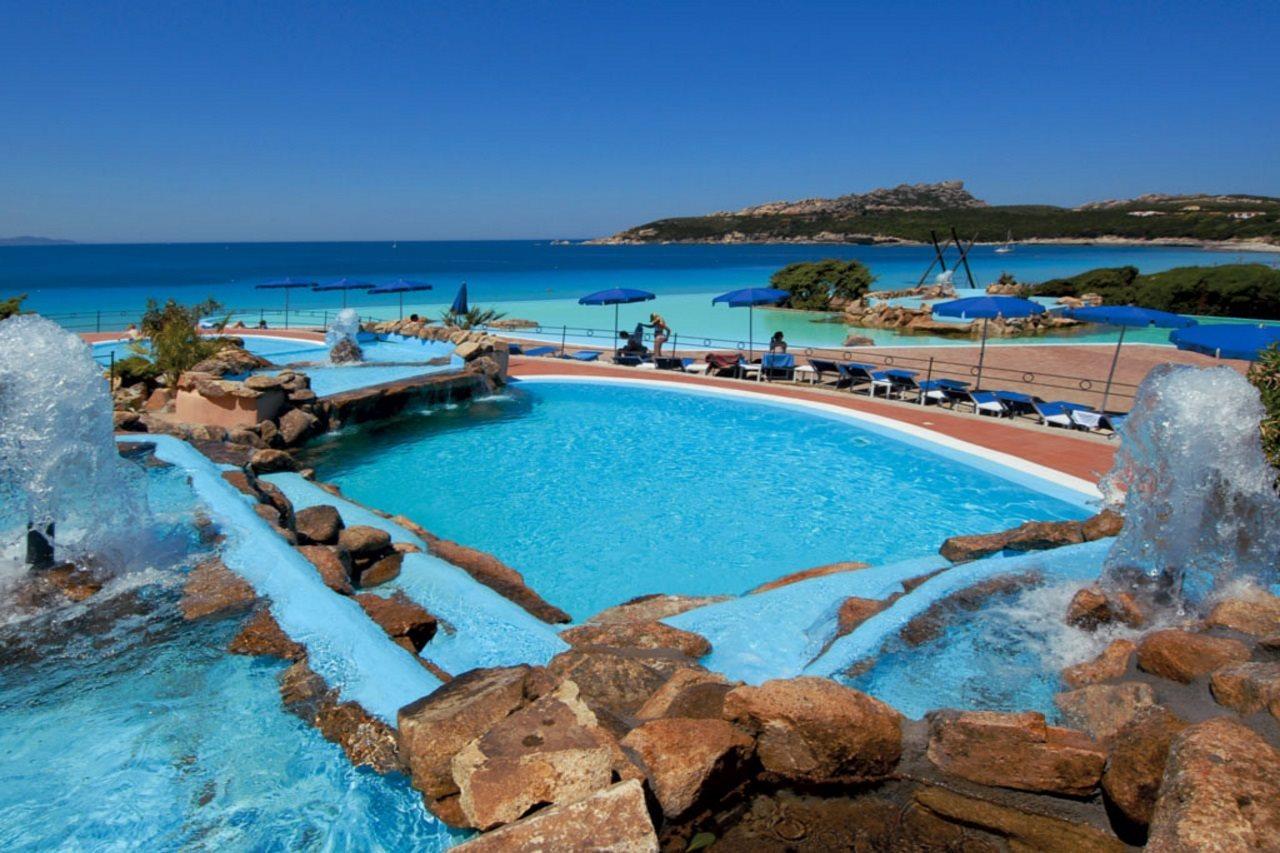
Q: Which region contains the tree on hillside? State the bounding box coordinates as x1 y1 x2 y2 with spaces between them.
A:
770 260 876 310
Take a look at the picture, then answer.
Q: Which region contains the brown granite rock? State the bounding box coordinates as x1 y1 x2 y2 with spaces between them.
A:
836 597 885 637
356 552 403 587
452 780 657 852
294 504 344 545
1065 586 1145 630
228 608 305 660
938 530 1010 562
1137 629 1251 684
179 558 256 620
635 669 732 722
1061 638 1136 688
1209 661 1280 714
337 524 392 556
296 545 354 595
925 710 1106 797
586 593 728 625
277 407 319 445
278 660 400 773
724 677 901 782
1147 717 1280 851
545 647 696 735
1206 591 1280 638
620 717 753 818
396 665 548 802
1101 705 1188 833
1053 682 1157 744
1081 508 1125 540
452 681 616 830
747 561 870 594
227 427 264 447
256 480 295 529
249 448 299 473
254 502 284 529
560 620 711 658
355 591 437 653
391 515 572 624
939 519 1085 562
914 785 1125 852
220 469 262 499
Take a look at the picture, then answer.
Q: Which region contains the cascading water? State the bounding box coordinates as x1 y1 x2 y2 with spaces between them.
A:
1101 363 1280 607
0 315 151 574
325 307 363 363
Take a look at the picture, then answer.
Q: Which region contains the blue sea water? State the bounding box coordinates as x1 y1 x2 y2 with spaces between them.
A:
6 240 1276 347
305 380 1092 621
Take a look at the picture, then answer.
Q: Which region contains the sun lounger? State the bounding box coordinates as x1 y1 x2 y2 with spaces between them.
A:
760 353 796 382
994 390 1040 418
522 345 558 357
507 342 524 355
655 357 692 371
962 390 1008 416
705 352 742 377
807 358 843 386
870 369 918 399
839 362 877 391
1033 400 1095 428
568 350 603 362
613 353 649 367
917 378 969 406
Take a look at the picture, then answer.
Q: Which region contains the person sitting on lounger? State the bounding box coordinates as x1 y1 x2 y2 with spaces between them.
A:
619 322 649 357
769 331 788 354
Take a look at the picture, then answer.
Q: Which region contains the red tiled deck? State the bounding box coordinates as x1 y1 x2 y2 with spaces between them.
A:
510 358 1116 484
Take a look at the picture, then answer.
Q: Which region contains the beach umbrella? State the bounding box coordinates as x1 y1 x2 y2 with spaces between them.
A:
1169 323 1280 361
366 280 433 320
450 281 470 316
313 278 375 308
711 287 789 359
932 296 1045 390
578 288 656 350
1065 305 1197 411
255 278 316 327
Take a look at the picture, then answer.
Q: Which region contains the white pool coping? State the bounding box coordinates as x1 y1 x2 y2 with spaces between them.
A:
514 374 1102 505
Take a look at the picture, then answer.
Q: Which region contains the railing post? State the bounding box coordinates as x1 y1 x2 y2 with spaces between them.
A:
923 357 934 405
96 310 101 333
109 351 115 386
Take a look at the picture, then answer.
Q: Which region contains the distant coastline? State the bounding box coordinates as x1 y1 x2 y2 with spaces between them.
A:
0 236 76 246
585 234 1280 253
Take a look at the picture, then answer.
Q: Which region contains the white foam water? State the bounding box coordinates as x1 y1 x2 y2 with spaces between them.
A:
0 315 151 572
1101 364 1280 607
325 307 361 349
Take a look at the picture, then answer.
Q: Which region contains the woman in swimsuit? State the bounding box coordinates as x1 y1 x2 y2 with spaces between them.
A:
650 313 670 357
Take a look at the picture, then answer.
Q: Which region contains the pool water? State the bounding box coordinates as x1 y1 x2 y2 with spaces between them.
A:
306 380 1093 621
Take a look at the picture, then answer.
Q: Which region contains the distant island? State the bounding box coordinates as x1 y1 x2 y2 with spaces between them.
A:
0 236 76 246
589 181 1280 249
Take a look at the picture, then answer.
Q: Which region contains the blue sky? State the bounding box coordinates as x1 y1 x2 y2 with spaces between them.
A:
2 0 1278 242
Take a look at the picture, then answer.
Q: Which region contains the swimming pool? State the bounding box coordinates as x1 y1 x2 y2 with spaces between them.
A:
305 379 1095 621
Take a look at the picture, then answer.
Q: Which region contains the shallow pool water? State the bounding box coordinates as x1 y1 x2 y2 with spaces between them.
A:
306 380 1093 620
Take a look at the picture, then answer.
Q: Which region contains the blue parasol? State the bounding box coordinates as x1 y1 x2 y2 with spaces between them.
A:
578 288 656 349
450 281 470 316
711 287 789 358
1170 323 1280 361
1065 305 1197 410
313 278 375 307
932 296 1046 389
366 279 433 320
255 278 317 327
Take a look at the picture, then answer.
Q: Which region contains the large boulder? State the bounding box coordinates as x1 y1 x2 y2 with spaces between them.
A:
179 558 256 620
294 504 344 545
723 677 902 782
925 710 1105 797
452 780 657 852
1061 638 1136 688
913 786 1125 852
1101 705 1188 834
296 545 354 594
586 593 728 625
1206 590 1280 638
338 525 393 557
451 681 617 830
1209 661 1280 714
635 669 733 722
620 717 753 819
356 552 403 587
279 661 400 773
1065 586 1145 630
1147 718 1280 851
396 665 550 803
249 448 299 474
355 591 437 653
1136 629 1251 684
277 408 320 445
1081 508 1124 540
560 620 711 659
546 646 699 734
939 519 1085 562
1053 682 1157 744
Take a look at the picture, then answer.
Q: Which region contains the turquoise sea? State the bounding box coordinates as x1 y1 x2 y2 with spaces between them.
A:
3 240 1275 347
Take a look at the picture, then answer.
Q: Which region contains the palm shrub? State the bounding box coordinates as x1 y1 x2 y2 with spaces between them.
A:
441 306 506 329
132 298 227 387
1248 343 1280 470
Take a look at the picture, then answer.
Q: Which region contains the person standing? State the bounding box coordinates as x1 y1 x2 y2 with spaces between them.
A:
650 313 670 357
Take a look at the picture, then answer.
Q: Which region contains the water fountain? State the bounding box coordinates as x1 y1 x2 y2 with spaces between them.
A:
0 315 152 575
1101 363 1280 608
325 308 364 363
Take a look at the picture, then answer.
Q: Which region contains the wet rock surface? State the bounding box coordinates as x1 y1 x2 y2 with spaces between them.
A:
939 518 1089 562
452 780 657 852
1136 629 1251 683
296 545 354 595
278 660 401 773
925 710 1105 797
1101 705 1187 835
1061 638 1136 688
294 504 344 545
355 591 437 653
1147 717 1280 850
1206 590 1280 637
1209 661 1280 714
179 557 256 620
546 646 701 734
228 607 305 660
1054 682 1157 744
724 677 902 782
1065 586 1145 630
559 620 711 659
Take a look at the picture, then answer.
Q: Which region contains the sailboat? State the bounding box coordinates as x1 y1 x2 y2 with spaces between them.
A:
995 230 1014 254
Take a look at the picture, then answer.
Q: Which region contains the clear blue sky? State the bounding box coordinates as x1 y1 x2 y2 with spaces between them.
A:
2 0 1278 243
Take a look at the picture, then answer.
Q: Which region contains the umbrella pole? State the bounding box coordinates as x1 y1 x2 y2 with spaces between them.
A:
560 324 567 356
614 304 619 354
284 290 290 330
975 317 989 389
748 305 754 360
1101 326 1126 412
399 292 405 321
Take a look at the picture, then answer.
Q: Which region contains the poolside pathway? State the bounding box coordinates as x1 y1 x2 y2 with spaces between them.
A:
510 358 1118 484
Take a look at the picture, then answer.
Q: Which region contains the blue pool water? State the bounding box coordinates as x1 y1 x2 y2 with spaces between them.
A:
15 240 1277 347
306 380 1093 621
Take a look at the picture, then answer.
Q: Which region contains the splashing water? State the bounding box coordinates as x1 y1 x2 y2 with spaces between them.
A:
324 307 363 360
1101 364 1280 607
0 315 151 571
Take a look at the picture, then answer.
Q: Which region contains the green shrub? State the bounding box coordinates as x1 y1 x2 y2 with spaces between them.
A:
1030 264 1280 319
770 259 876 310
1248 344 1280 470
134 297 226 387
112 355 161 387
0 293 27 320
